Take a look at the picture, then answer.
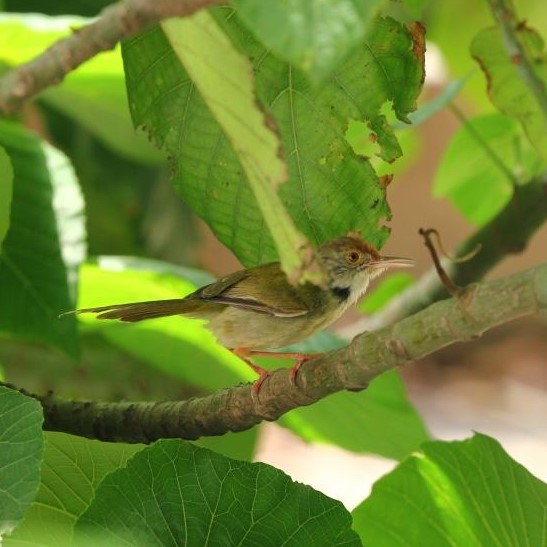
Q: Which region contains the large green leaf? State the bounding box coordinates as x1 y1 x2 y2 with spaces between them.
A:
233 0 384 83
0 14 161 165
471 22 547 164
352 433 547 546
160 13 307 280
433 113 541 226
74 440 361 546
0 121 85 355
122 10 424 266
6 432 142 546
0 144 13 247
0 386 43 537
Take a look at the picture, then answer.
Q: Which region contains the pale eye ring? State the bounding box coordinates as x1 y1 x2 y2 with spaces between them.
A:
346 251 361 264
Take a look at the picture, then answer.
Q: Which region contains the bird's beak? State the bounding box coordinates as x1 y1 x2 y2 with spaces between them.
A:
369 256 414 269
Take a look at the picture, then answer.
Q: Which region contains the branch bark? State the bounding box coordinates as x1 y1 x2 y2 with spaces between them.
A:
364 173 547 330
0 0 224 115
8 262 545 443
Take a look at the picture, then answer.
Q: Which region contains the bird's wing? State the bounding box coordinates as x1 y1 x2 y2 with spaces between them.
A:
194 262 318 317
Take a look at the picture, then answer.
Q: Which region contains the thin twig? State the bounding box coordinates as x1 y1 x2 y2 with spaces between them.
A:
419 228 461 296
0 0 225 115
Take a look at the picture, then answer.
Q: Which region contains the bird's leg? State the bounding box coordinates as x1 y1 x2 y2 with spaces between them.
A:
245 350 324 387
231 348 272 393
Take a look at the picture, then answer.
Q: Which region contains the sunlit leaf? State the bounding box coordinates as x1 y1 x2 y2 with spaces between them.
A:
6 432 142 546
352 433 547 546
0 14 161 164
433 113 541 226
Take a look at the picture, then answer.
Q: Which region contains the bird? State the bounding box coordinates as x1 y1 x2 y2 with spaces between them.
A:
63 234 412 392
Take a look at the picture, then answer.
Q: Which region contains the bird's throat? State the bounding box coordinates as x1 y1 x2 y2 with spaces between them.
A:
330 286 350 301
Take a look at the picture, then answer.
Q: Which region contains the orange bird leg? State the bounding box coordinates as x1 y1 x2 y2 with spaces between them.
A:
231 348 272 393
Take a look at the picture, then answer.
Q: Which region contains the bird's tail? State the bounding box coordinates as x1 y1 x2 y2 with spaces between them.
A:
60 299 204 322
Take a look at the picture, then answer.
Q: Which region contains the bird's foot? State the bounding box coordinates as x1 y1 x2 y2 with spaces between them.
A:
288 353 324 386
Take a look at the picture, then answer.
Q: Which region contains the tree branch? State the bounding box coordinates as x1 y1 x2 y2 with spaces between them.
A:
0 0 224 115
365 173 547 330
6 262 545 443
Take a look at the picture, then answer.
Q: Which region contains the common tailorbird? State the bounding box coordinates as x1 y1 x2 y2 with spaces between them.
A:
64 234 412 391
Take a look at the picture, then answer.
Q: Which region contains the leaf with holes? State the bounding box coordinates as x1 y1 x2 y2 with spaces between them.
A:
122 10 424 266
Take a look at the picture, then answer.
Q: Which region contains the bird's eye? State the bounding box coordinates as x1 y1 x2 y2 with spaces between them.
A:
346 251 361 264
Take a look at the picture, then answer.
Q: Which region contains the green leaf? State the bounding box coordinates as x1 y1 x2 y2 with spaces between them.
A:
233 0 384 83
74 440 361 546
281 371 430 460
359 272 415 314
352 433 547 546
0 120 85 356
0 144 13 247
0 386 43 536
161 13 308 281
471 23 547 164
433 113 541 226
122 11 424 266
6 432 142 546
0 14 162 165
